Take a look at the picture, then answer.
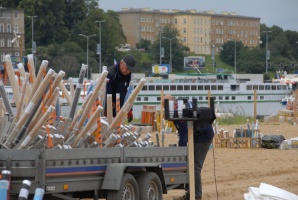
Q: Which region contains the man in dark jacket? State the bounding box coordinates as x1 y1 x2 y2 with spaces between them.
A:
105 54 135 122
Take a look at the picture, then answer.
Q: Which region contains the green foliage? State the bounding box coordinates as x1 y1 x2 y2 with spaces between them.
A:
216 116 254 125
6 1 298 78
150 25 187 72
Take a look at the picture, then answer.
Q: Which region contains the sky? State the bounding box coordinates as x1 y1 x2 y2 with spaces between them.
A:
99 0 298 32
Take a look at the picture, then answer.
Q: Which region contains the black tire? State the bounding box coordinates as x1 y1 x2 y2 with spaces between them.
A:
136 172 163 200
107 173 139 200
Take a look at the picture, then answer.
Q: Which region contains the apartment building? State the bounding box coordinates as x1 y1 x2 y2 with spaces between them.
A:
0 7 25 69
117 8 260 55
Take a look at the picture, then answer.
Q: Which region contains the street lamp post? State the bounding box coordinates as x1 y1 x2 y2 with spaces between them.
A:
263 30 271 73
234 40 236 77
95 20 105 73
79 34 96 79
27 15 38 54
159 26 164 64
211 44 215 72
163 36 175 72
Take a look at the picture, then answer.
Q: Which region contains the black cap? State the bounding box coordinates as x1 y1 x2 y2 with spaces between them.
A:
123 54 135 72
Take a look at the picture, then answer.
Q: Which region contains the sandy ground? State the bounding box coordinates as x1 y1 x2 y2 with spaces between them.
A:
160 121 298 200
82 121 298 200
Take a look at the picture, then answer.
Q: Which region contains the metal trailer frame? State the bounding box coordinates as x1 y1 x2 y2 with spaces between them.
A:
0 147 188 199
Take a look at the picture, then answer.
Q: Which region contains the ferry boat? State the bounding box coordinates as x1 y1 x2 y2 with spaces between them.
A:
132 73 292 118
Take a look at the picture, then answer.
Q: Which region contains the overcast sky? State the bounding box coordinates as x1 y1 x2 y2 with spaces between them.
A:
99 0 298 32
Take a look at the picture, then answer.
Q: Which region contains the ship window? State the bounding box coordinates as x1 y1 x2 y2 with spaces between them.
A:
142 85 147 91
204 85 210 90
199 97 203 100
253 85 258 90
170 85 176 90
232 96 235 100
259 85 264 90
191 85 197 90
219 96 223 100
271 85 276 90
163 85 169 90
246 85 252 90
184 85 190 90
149 85 155 90
177 85 183 90
198 85 203 90
218 85 223 90
247 96 251 100
211 85 217 90
156 85 162 90
265 85 270 90
231 85 238 90
137 97 141 101
260 96 264 99
144 97 149 101
277 85 281 90
225 96 229 100
282 85 287 90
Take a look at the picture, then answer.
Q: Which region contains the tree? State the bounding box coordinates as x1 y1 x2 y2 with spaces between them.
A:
219 40 243 66
137 39 152 50
150 25 187 72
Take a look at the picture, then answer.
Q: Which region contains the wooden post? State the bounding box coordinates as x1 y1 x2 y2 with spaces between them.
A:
187 121 195 200
294 89 298 125
254 89 257 123
160 90 164 133
208 90 211 107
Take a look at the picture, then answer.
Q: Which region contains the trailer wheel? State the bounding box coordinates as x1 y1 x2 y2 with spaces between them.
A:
136 172 162 200
107 173 139 200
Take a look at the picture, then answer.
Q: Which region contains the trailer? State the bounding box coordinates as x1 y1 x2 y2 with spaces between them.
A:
0 146 188 200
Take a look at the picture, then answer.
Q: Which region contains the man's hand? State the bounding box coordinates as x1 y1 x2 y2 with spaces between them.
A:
127 110 133 123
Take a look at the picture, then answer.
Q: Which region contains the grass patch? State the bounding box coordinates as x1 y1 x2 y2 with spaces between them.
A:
215 115 255 125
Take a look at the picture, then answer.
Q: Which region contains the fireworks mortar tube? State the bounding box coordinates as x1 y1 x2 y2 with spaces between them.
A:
33 188 45 200
59 80 73 107
18 180 31 200
71 105 103 148
17 105 55 149
29 60 48 102
72 70 108 137
5 54 21 109
69 64 87 119
106 94 113 125
102 78 146 142
15 75 29 121
27 54 36 83
1 170 11 200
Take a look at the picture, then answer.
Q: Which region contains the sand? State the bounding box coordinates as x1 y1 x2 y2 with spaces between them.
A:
161 121 298 200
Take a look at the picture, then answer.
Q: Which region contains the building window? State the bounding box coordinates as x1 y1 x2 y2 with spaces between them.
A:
0 38 4 47
0 24 3 32
7 12 10 18
14 24 19 33
183 18 186 24
14 12 18 19
183 28 186 34
144 97 148 101
7 24 12 32
183 37 186 43
1 53 5 61
174 19 177 24
7 38 12 47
